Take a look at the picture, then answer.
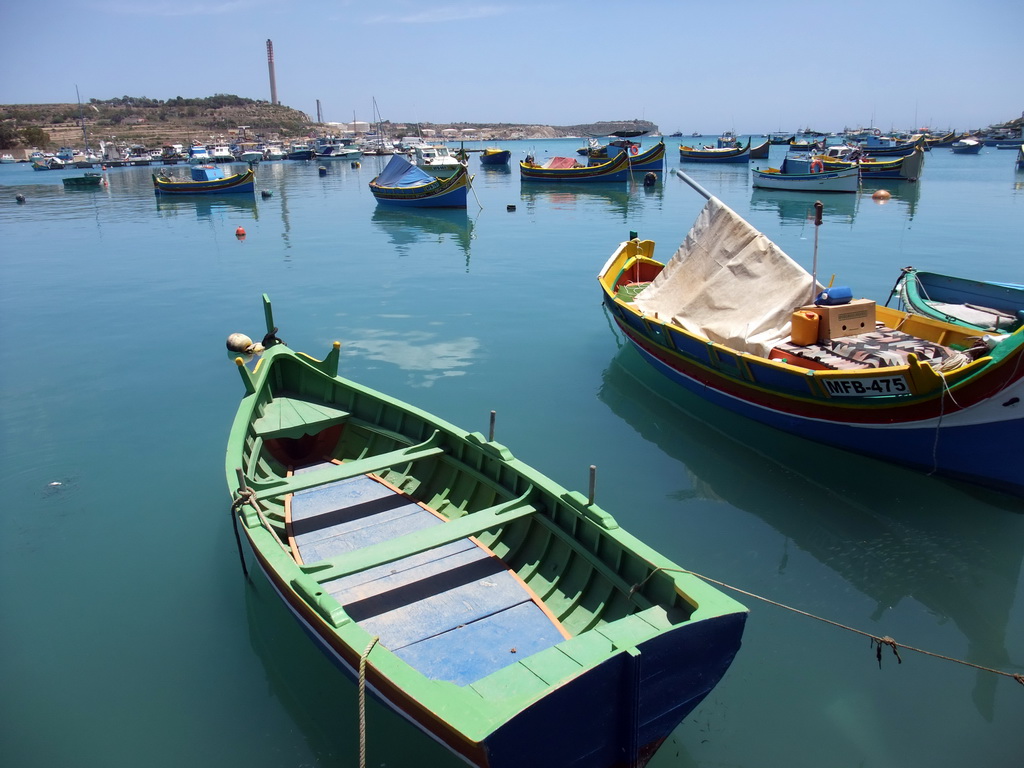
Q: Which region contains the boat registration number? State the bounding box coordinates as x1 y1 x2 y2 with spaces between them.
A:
822 375 909 397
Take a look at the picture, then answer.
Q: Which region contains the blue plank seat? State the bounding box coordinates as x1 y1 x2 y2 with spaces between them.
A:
288 473 569 685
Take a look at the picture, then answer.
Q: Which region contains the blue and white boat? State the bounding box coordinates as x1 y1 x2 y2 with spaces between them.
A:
369 154 470 208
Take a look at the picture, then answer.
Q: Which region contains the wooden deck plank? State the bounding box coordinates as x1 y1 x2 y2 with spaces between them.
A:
281 468 564 684
350 560 535 649
323 539 482 602
393 602 568 685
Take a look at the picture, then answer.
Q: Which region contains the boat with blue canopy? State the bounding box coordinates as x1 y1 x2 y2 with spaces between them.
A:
369 154 471 207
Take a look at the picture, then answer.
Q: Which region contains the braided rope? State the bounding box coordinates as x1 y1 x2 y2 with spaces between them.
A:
359 636 380 768
632 567 1024 686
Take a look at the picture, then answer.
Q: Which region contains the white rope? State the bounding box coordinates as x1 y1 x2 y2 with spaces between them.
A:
358 636 379 768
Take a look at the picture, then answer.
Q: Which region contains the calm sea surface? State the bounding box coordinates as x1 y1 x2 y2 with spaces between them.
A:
2 140 1023 768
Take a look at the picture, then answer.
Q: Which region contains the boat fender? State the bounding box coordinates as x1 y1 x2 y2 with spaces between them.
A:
507 204 516 212
643 172 656 187
226 333 253 353
810 159 824 173
629 145 639 156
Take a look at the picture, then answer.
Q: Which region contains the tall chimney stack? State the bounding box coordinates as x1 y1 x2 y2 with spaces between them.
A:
266 39 278 105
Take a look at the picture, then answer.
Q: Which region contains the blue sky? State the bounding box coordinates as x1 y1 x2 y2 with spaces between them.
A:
3 0 1022 133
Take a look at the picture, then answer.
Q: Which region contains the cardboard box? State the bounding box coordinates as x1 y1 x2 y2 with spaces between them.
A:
802 299 876 340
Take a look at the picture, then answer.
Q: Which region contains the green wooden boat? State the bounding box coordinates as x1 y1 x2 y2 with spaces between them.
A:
62 172 103 188
225 295 747 768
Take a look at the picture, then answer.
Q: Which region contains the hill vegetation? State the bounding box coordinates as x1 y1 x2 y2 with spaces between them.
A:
0 95 659 151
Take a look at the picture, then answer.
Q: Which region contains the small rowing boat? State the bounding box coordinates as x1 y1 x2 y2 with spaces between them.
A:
225 296 747 768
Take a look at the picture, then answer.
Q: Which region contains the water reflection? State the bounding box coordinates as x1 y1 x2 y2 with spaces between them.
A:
862 179 921 220
154 193 259 221
345 328 480 388
371 207 475 268
518 183 635 219
598 341 1022 721
750 188 860 226
244 575 461 766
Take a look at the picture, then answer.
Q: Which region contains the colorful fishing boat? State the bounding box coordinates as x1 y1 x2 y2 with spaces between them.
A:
888 266 1024 334
478 147 512 166
224 295 747 768
598 170 1024 497
924 130 961 149
817 147 926 181
369 154 471 207
678 141 750 163
587 140 666 173
152 165 256 195
748 138 770 159
751 161 859 193
520 150 630 182
1017 144 1024 170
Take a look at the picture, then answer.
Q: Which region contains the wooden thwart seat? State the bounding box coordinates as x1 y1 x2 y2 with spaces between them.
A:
286 472 562 685
301 492 539 582
254 430 446 500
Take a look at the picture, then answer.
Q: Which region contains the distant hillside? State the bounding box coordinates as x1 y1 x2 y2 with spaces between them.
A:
0 95 311 150
0 94 660 150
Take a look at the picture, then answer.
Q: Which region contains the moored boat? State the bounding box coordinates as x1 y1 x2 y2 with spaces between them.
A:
520 150 631 182
888 266 1024 333
748 138 770 159
478 147 511 165
369 153 471 207
152 164 256 195
587 140 666 173
950 138 983 155
816 147 925 181
286 142 316 160
678 141 751 163
598 170 1024 497
412 144 465 176
225 296 748 768
751 161 859 193
32 157 65 171
62 172 104 189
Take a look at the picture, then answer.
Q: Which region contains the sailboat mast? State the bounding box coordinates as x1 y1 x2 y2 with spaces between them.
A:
76 84 90 151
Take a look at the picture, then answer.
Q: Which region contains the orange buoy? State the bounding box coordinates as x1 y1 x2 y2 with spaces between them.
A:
235 226 247 241
872 189 891 203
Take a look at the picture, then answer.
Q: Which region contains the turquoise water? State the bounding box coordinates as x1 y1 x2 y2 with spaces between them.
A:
2 141 1023 768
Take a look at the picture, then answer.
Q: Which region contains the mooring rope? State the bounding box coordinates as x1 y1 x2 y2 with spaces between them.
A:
359 636 380 768
631 567 1024 685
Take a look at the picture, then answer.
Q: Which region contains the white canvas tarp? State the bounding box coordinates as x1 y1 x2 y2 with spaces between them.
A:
634 196 822 357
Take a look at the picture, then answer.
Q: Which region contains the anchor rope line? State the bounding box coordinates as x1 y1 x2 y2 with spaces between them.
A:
631 567 1024 686
359 636 380 768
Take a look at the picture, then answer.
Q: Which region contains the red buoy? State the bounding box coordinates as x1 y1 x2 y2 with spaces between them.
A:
235 226 247 241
